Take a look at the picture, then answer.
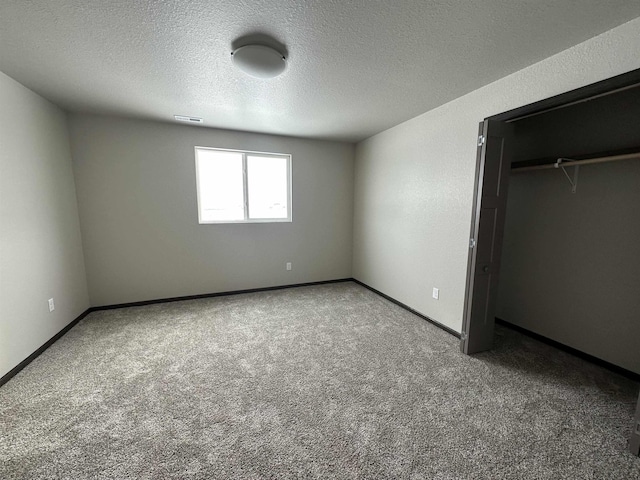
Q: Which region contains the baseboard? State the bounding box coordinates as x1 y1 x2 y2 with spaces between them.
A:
352 279 461 339
495 318 640 382
92 278 354 311
0 308 92 388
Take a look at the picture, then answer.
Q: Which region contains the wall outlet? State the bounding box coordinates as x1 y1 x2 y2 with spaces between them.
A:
286 262 292 271
48 298 55 312
432 288 439 300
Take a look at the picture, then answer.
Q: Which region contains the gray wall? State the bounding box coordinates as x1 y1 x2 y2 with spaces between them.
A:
497 161 640 373
512 84 640 162
69 114 355 306
0 72 89 379
496 87 640 374
353 18 640 332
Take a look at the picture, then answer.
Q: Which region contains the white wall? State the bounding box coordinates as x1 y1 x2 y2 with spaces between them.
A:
69 114 354 306
0 72 89 379
353 18 640 332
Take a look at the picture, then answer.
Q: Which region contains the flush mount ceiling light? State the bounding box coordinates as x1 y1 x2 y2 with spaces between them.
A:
231 44 286 79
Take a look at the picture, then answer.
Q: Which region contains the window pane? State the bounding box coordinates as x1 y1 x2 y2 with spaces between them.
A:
196 149 244 222
247 155 289 219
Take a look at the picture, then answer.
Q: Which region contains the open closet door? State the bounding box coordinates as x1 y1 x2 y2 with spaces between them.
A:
461 119 513 354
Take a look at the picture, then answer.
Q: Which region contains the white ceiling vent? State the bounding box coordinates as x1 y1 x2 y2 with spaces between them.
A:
174 115 203 123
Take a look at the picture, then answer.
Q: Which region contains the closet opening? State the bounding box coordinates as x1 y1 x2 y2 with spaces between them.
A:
460 68 640 455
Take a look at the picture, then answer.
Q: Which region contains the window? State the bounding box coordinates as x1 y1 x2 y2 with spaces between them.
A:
195 147 292 224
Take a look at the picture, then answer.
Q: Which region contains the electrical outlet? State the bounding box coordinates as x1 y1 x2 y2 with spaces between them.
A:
48 298 55 312
432 288 439 300
286 262 292 271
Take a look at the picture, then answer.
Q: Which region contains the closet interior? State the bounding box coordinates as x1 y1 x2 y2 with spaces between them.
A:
495 84 640 375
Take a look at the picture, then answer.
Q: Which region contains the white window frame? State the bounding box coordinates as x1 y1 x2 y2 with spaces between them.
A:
194 146 292 224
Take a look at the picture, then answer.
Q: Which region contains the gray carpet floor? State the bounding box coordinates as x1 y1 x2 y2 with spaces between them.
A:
1 282 639 479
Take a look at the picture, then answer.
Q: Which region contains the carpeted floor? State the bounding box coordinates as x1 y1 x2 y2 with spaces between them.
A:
1 282 639 479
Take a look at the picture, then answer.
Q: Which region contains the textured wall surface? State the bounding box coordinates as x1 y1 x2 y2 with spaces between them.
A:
353 18 640 332
69 114 354 306
0 72 89 378
511 85 640 162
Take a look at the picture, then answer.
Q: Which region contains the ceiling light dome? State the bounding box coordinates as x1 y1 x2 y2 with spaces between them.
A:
231 44 286 79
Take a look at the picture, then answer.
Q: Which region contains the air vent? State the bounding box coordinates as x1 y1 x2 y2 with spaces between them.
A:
174 115 203 123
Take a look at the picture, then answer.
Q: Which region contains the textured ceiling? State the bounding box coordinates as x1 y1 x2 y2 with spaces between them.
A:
1 1 639 142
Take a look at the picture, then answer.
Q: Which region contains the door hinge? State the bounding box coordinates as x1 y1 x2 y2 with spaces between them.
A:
477 135 485 147
469 238 476 249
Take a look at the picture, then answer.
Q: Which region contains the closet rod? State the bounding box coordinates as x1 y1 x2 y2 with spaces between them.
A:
512 152 640 172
